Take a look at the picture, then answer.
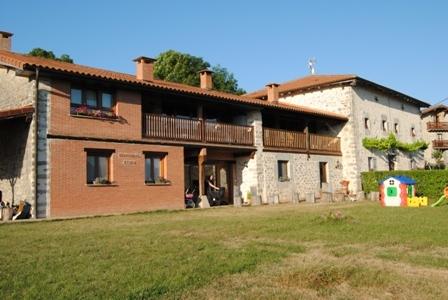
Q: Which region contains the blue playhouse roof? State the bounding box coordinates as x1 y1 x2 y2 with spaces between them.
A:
379 176 416 185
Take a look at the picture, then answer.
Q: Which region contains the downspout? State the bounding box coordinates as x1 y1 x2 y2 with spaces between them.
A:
34 67 39 218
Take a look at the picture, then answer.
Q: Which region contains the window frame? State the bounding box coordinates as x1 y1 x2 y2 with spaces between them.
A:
144 152 168 184
364 117 370 130
382 120 388 132
394 122 399 134
277 160 290 181
368 157 377 171
70 86 115 111
319 162 328 184
85 149 114 185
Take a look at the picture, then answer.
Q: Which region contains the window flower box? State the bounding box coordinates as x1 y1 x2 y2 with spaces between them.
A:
70 105 119 120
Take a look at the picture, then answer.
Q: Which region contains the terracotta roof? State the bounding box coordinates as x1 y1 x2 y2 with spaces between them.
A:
0 105 34 120
421 104 448 116
0 50 348 121
246 74 430 107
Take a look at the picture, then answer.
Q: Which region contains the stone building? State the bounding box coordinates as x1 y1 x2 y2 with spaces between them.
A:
421 105 448 165
247 75 430 194
0 32 346 218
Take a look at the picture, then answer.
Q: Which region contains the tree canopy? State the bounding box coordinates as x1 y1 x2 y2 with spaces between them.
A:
153 50 245 95
28 48 74 63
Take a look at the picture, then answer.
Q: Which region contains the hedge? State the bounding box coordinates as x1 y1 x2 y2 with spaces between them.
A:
361 170 448 201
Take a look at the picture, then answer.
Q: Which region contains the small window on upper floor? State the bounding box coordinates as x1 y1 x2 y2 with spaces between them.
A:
374 96 379 102
394 123 399 134
411 126 416 137
70 87 115 111
364 118 370 130
401 104 405 110
70 87 117 119
382 120 388 131
368 157 377 171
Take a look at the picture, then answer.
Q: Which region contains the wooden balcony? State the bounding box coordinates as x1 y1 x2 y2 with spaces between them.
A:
143 113 254 147
427 122 448 132
432 140 448 149
263 127 341 155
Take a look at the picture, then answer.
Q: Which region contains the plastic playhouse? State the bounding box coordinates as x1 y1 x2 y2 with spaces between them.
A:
379 176 427 207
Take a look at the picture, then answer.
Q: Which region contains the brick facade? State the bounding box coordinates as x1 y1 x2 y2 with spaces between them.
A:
50 139 184 217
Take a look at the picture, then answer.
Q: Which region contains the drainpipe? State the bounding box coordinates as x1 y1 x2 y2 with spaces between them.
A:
34 67 39 218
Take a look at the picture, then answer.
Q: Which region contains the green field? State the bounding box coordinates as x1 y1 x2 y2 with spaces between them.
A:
2 202 448 299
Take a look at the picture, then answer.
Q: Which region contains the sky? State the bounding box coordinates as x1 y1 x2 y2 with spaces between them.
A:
1 0 447 104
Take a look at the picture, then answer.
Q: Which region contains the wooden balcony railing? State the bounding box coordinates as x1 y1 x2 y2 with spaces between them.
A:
143 113 254 146
143 114 202 142
432 140 448 149
427 122 448 131
263 128 307 150
263 127 341 154
309 133 341 153
205 122 254 146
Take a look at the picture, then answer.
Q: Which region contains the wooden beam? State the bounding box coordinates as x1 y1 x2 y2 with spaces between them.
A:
198 147 207 196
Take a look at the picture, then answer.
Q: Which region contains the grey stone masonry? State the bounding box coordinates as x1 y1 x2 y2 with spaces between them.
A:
0 66 36 215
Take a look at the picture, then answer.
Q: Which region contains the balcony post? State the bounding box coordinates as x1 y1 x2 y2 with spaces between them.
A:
198 147 207 196
305 124 310 158
197 105 205 142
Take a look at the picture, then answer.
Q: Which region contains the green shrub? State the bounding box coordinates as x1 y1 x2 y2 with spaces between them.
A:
361 170 448 201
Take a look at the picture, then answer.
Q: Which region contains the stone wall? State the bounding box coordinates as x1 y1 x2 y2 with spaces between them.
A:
0 67 35 110
352 86 425 172
36 80 51 218
278 84 426 193
279 85 360 193
421 112 448 164
0 66 36 212
260 152 343 203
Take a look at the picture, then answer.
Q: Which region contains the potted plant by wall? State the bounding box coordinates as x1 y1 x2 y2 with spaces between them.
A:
93 177 110 185
155 176 171 184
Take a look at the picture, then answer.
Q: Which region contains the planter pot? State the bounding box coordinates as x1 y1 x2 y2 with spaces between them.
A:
2 208 14 221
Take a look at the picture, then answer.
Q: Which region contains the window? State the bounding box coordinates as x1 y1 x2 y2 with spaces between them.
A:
411 127 416 137
101 92 113 109
145 153 167 184
85 90 98 107
374 96 379 102
319 162 328 186
368 157 377 171
86 150 113 184
71 88 82 105
394 123 399 134
438 133 443 140
70 87 114 110
382 120 388 131
364 117 370 130
277 160 289 181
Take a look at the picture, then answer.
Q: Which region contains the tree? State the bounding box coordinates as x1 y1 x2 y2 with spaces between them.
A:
362 133 428 171
153 50 245 95
432 150 444 168
28 48 74 63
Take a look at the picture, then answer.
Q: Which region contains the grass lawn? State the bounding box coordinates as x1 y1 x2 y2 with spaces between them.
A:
2 201 448 299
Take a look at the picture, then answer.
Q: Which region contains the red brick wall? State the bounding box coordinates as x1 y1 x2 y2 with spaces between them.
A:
50 139 184 217
49 79 142 140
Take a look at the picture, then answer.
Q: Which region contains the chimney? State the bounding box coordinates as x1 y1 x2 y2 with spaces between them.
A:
266 83 280 103
199 69 213 90
0 31 13 51
133 56 156 81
